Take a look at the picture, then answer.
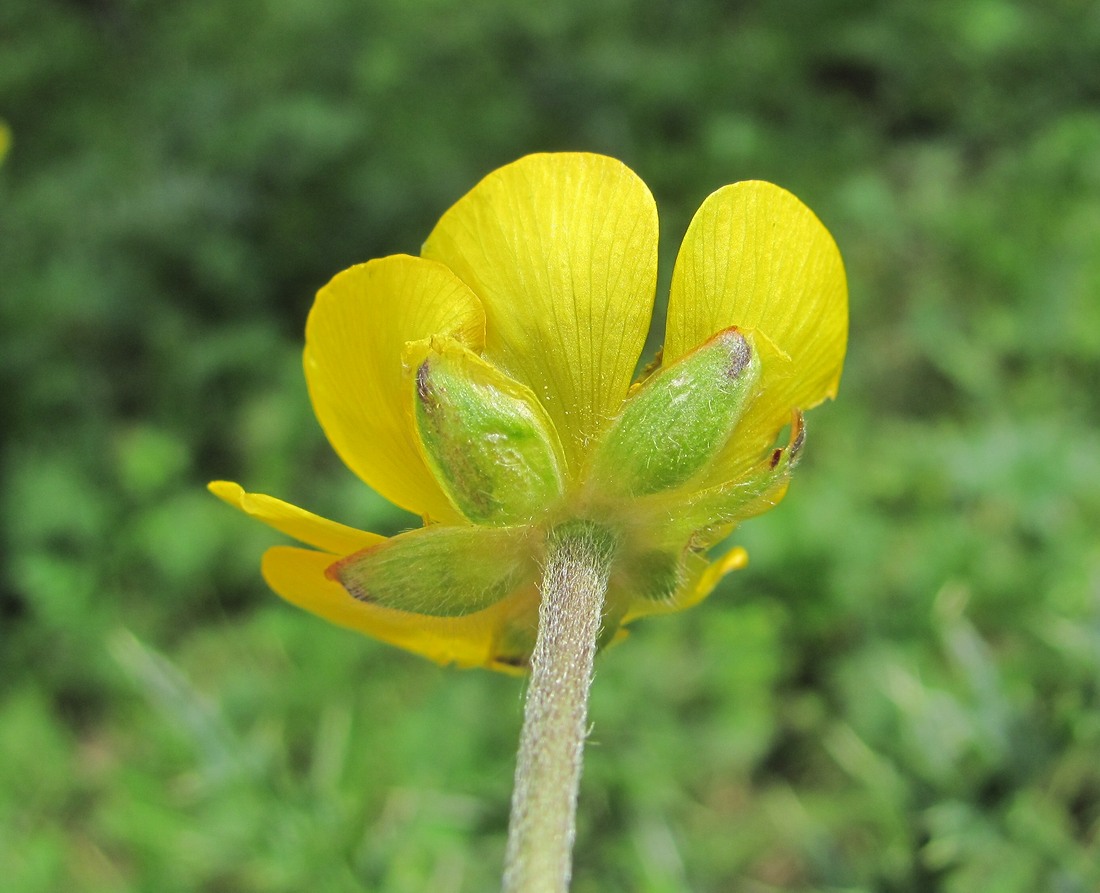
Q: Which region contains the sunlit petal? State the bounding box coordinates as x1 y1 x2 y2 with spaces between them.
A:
422 153 658 471
208 481 381 554
305 255 485 521
665 181 847 479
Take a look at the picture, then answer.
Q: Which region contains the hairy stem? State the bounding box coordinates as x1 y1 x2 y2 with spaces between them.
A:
502 522 615 893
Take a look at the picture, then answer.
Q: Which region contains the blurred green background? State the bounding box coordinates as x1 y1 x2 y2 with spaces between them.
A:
3 0 1099 890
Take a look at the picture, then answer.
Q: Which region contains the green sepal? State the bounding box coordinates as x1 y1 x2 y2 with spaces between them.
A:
590 327 762 497
328 524 533 617
668 410 806 549
409 336 566 525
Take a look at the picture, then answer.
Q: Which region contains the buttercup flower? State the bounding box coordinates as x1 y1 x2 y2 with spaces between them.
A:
211 153 847 673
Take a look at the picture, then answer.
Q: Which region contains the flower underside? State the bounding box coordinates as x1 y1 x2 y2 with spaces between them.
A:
210 152 847 673
329 326 802 632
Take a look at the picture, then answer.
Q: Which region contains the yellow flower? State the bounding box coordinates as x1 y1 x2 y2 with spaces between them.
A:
210 153 847 673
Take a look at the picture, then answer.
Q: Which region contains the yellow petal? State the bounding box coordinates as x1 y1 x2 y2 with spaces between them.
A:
305 255 485 521
695 545 750 602
261 545 537 673
665 181 848 478
208 480 382 554
422 153 659 472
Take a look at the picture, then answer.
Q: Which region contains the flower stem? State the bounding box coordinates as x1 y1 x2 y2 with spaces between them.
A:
502 522 615 893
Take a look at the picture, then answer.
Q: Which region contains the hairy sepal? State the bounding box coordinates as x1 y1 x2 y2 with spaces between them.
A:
409 336 566 525
328 524 533 617
590 327 762 497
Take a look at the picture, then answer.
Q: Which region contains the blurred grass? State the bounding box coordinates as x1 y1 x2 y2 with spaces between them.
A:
2 0 1099 890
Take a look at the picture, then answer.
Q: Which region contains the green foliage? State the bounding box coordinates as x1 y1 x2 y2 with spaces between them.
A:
2 0 1098 890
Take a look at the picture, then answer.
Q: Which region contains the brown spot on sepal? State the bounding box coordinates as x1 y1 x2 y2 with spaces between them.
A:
718 327 753 380
415 360 434 406
770 410 807 469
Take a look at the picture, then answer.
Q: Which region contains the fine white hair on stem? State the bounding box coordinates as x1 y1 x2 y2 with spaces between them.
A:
502 523 616 893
